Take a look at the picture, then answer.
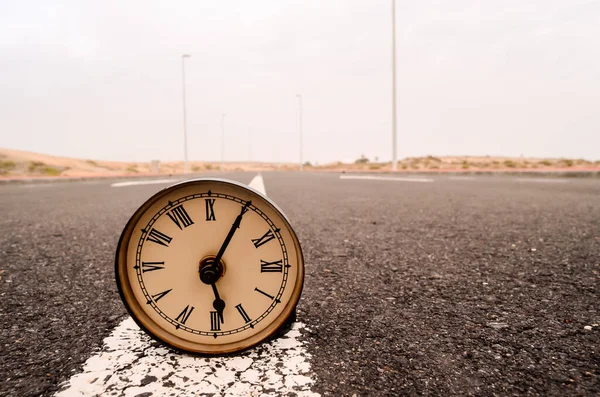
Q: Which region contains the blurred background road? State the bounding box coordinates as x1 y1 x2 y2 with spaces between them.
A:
1 172 599 396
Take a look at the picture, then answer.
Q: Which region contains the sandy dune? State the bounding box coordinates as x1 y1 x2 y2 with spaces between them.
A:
0 147 598 178
0 148 297 177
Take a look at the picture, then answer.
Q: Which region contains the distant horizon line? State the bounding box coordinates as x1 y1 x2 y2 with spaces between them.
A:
1 146 598 164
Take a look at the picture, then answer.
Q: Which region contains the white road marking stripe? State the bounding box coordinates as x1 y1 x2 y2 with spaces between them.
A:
248 173 267 195
55 174 318 397
340 174 434 183
515 178 568 184
54 318 318 397
111 179 179 187
18 184 56 188
449 176 476 181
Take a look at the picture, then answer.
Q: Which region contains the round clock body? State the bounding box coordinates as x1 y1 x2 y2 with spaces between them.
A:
115 178 304 354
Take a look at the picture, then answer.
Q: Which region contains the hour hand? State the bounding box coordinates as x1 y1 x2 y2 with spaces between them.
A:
211 283 225 323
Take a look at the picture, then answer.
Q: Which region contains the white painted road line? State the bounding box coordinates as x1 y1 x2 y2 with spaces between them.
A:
514 178 568 184
56 174 318 397
54 318 318 397
340 174 434 183
248 174 267 196
111 179 180 187
448 176 477 181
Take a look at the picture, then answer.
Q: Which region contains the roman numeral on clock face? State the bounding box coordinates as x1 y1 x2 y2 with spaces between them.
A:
167 205 194 230
255 287 280 303
210 311 221 331
146 228 172 247
175 305 194 328
260 259 283 273
205 199 216 221
141 261 165 272
149 288 172 303
235 304 252 324
252 230 275 248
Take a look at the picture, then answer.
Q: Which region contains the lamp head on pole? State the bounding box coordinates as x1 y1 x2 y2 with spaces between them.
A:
182 54 191 59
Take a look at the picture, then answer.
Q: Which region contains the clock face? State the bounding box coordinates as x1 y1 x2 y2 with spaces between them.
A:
115 178 304 354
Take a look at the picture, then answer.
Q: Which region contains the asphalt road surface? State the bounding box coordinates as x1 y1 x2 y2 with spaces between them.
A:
1 172 599 396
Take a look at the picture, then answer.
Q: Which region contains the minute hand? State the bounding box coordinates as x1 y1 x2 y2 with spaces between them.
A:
213 201 251 266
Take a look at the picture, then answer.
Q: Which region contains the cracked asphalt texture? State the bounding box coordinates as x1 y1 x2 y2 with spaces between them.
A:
1 172 599 396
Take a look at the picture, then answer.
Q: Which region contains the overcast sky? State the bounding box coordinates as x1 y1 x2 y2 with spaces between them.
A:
1 0 599 163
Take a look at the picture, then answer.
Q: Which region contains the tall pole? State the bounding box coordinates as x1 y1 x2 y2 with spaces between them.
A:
391 0 398 171
248 127 252 162
221 113 225 170
297 94 303 171
181 54 191 173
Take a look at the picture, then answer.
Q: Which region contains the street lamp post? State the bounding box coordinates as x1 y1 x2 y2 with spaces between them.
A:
391 0 398 171
221 113 225 171
181 54 191 173
248 127 252 162
296 94 303 171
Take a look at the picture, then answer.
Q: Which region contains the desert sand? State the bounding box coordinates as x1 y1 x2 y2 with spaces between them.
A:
0 147 598 178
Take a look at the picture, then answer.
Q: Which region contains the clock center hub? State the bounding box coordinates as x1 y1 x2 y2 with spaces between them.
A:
199 256 225 285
